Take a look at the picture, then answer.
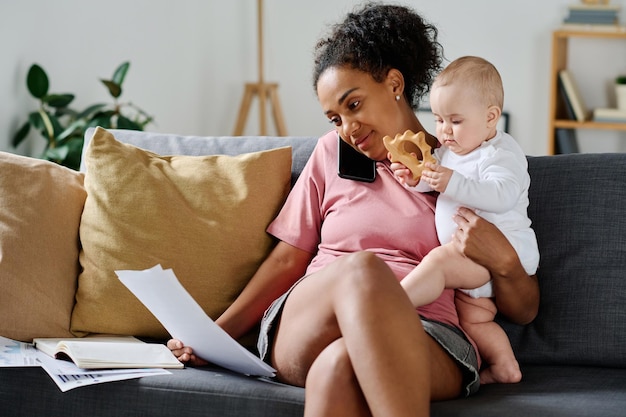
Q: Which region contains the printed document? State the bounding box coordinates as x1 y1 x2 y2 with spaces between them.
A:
116 265 276 377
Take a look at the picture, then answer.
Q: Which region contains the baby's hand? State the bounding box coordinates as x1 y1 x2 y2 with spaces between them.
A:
167 339 208 367
420 163 453 193
389 153 420 187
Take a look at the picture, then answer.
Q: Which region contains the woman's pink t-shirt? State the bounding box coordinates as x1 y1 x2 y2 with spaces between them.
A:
267 130 461 330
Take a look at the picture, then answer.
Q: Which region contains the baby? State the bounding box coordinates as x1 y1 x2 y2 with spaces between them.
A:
390 56 539 384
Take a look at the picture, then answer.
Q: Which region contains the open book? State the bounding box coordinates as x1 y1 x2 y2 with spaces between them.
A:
33 335 183 369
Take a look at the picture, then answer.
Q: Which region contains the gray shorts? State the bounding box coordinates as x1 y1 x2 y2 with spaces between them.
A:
257 279 480 397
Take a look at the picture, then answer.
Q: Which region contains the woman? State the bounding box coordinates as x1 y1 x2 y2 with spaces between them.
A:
169 3 538 416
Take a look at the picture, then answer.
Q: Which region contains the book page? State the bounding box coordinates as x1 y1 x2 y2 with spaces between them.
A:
33 335 141 359
116 265 276 377
57 342 183 369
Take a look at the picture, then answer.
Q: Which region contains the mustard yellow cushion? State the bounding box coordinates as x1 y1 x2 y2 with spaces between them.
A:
71 127 292 338
0 152 86 342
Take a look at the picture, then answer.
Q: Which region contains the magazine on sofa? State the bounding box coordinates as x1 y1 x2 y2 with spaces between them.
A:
116 265 276 378
33 335 183 369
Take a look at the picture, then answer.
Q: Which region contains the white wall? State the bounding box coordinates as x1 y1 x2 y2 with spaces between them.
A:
2 0 626 157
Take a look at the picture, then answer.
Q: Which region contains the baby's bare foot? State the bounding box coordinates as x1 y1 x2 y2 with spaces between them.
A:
480 360 522 384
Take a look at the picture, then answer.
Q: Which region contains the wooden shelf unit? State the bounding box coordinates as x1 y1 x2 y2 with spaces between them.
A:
548 29 626 154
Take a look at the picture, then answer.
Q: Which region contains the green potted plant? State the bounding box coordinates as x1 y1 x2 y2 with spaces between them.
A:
616 75 626 112
13 62 153 170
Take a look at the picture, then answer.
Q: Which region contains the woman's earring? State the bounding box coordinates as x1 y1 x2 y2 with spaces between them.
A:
395 95 401 101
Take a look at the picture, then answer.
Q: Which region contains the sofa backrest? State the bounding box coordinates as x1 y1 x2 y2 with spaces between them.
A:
499 153 626 368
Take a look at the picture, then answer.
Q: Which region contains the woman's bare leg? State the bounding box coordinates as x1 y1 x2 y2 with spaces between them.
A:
271 251 464 417
304 339 372 417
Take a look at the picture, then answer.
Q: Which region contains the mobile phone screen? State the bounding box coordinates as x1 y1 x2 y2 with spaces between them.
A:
337 136 376 183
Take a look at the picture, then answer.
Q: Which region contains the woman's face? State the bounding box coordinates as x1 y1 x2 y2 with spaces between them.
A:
316 66 405 161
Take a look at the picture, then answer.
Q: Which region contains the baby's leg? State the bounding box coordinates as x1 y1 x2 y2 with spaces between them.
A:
402 242 491 307
455 292 522 384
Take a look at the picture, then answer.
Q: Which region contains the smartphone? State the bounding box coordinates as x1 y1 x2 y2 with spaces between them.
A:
337 135 376 183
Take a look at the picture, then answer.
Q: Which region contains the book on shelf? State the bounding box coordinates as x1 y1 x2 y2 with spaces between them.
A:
568 3 621 12
558 70 589 122
564 17 618 25
555 128 579 154
33 335 184 369
558 75 576 120
560 23 626 32
593 107 626 122
565 3 620 19
565 10 618 22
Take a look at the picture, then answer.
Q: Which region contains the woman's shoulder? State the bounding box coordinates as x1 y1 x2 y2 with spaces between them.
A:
317 130 338 149
310 130 340 167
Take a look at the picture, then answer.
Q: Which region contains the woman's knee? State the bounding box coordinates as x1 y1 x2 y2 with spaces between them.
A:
336 251 395 291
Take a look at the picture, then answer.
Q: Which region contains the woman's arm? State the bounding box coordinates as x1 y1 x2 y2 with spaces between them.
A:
168 241 313 365
452 207 539 325
217 241 313 338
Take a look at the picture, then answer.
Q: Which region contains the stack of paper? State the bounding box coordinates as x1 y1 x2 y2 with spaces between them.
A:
0 335 171 392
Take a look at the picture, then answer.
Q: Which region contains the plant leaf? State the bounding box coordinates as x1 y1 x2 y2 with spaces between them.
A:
100 79 122 98
54 106 79 118
42 144 69 162
77 103 107 118
116 114 142 130
58 136 84 170
57 119 86 141
112 61 130 86
88 115 113 129
44 93 75 108
33 109 55 141
12 122 31 147
26 64 49 99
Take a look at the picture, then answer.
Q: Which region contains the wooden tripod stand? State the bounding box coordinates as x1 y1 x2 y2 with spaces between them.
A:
232 0 287 136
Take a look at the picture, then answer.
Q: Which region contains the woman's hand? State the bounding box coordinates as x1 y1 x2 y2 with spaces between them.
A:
452 207 540 325
451 207 515 275
167 339 208 366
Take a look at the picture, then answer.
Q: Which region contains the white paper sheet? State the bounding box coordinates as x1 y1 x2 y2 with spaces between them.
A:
36 352 170 392
0 336 39 367
116 265 276 377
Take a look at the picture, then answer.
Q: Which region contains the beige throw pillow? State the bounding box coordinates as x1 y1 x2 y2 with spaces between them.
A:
71 127 292 339
0 152 86 342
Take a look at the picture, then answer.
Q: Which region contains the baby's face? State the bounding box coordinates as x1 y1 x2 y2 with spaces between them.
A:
429 83 495 155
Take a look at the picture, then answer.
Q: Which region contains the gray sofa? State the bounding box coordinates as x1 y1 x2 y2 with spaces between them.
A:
1 128 626 417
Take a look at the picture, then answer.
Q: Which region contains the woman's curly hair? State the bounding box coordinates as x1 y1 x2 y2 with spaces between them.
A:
313 2 444 110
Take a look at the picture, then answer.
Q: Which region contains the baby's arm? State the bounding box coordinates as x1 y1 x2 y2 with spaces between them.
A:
445 150 526 213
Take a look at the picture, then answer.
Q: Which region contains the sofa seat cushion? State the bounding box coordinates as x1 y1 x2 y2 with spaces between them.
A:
0 366 304 417
0 152 85 342
2 364 624 417
431 365 626 417
71 128 292 338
